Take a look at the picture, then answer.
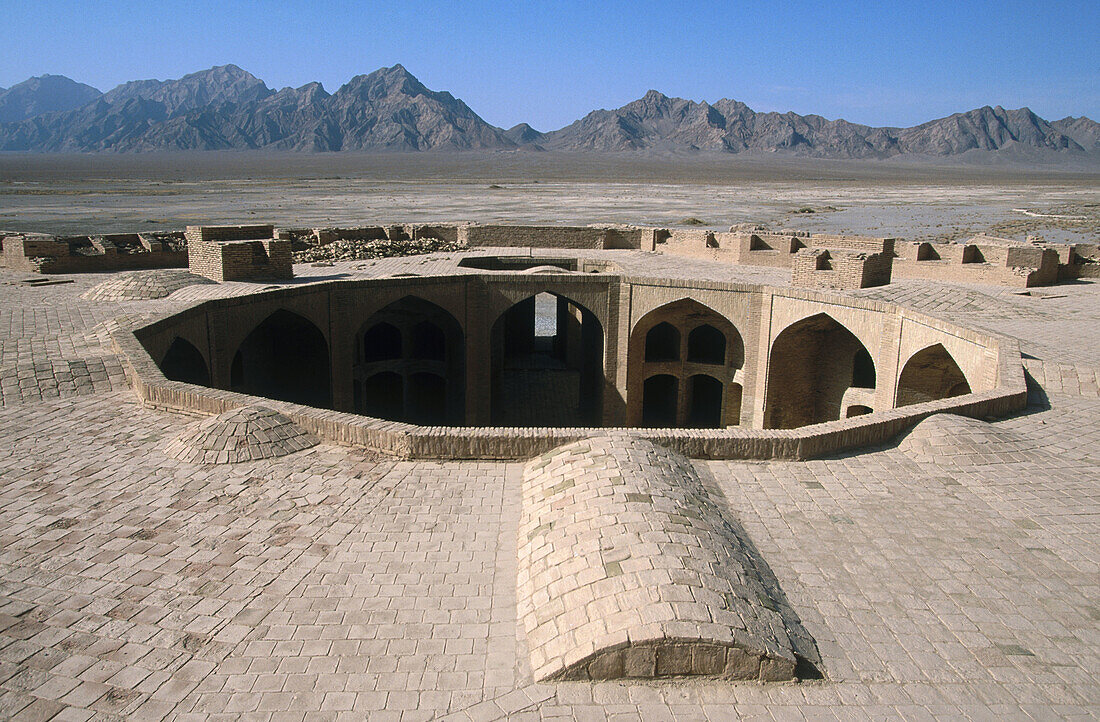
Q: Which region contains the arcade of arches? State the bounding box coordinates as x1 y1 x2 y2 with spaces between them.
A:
150 278 983 431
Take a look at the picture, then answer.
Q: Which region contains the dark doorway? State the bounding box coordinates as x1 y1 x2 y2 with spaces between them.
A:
642 375 678 427
645 322 680 362
232 310 331 408
160 337 210 386
407 373 447 425
687 374 724 428
491 293 603 426
852 348 876 389
361 372 403 420
362 322 401 362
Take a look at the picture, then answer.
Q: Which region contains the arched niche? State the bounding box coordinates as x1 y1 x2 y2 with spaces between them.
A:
232 309 332 408
763 313 872 429
627 298 744 427
354 296 465 425
687 325 726 365
490 292 604 427
361 322 401 362
896 343 972 407
160 337 210 386
645 323 680 362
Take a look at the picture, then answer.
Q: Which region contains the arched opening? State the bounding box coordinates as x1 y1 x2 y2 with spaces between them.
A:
361 372 403 420
687 325 726 365
160 337 210 386
852 348 876 389
763 313 872 429
409 321 446 361
642 375 678 427
491 293 603 426
232 310 331 408
846 404 873 417
686 375 724 428
645 323 680 362
896 344 972 407
407 373 447 425
628 299 744 427
361 322 401 362
354 297 465 424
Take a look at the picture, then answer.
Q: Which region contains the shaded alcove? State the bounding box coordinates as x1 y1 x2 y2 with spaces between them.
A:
360 371 403 420
896 343 972 407
852 348 876 389
645 323 680 362
686 374 724 428
354 297 464 425
491 292 604 427
688 325 726 365
642 374 678 427
231 309 332 408
763 313 873 429
628 299 744 428
361 322 401 362
160 337 210 386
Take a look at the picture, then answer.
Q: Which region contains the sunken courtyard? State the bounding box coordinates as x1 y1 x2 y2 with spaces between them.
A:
0 221 1097 719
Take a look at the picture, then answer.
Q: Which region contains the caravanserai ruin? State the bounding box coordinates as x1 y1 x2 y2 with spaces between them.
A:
0 221 1097 718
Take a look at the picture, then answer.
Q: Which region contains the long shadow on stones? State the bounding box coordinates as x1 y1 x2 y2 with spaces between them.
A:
694 462 824 680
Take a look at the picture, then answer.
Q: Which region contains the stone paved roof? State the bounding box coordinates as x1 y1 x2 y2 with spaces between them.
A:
518 436 816 681
0 253 1098 719
81 269 214 301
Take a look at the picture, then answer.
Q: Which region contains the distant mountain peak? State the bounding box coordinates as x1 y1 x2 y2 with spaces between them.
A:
0 64 1094 163
0 74 102 122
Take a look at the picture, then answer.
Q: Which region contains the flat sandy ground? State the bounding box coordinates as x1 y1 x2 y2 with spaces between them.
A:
1 152 1097 242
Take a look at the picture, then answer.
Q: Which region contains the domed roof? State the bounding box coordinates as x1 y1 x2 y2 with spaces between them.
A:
82 270 214 301
165 406 318 464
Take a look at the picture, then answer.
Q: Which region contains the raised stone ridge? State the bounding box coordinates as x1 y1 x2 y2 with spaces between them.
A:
165 405 318 464
517 435 816 681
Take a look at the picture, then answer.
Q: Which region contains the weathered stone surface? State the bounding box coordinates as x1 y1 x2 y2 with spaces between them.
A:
164 405 318 464
81 269 214 301
517 436 808 681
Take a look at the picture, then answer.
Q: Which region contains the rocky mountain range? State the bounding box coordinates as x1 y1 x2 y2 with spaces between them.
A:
0 64 1097 162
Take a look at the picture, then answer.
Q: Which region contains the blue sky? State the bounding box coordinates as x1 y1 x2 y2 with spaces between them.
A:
2 0 1097 130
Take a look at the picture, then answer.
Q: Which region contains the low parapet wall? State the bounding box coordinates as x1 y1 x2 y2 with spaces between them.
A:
111 274 1028 461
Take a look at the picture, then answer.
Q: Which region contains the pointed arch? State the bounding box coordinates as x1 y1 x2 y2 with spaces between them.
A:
896 343 971 407
490 291 604 426
763 312 872 429
627 298 744 427
232 309 331 408
354 296 465 424
160 337 210 386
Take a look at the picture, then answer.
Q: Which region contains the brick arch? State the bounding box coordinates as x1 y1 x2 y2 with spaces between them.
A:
353 296 465 425
763 312 873 429
231 309 332 409
896 343 972 407
159 336 210 387
627 298 744 427
489 292 604 426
